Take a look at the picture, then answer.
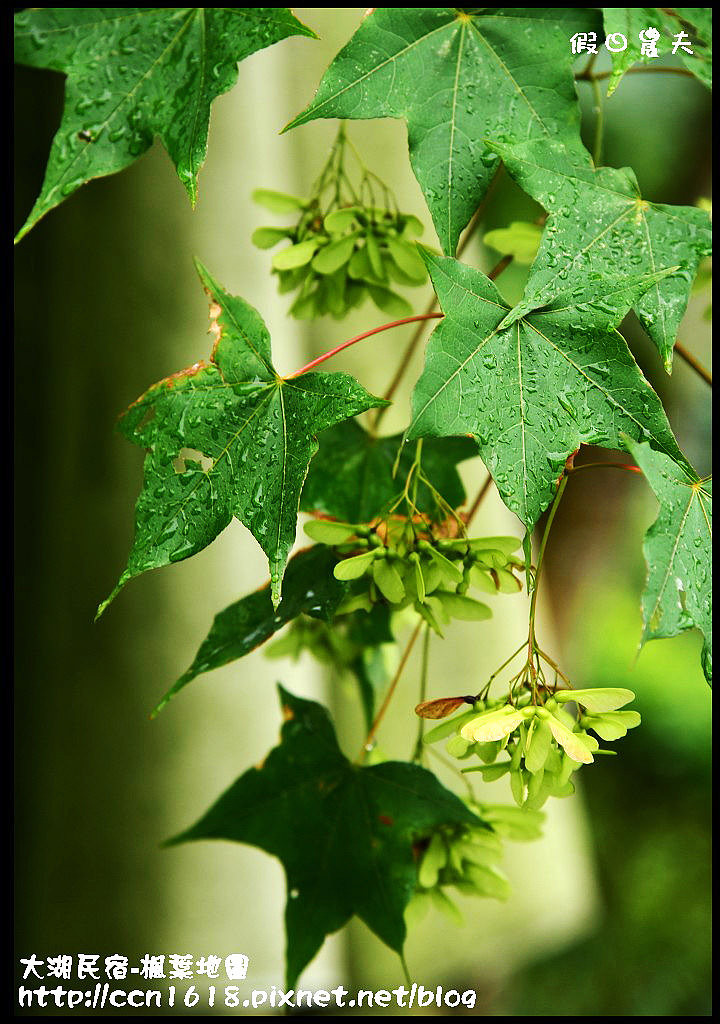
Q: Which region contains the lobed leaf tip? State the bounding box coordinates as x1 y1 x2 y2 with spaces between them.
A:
279 110 307 135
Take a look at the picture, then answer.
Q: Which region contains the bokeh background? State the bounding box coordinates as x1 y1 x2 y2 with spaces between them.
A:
14 8 711 1016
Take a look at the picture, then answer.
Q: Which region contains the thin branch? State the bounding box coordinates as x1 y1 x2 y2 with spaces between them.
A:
456 163 505 260
372 294 440 416
463 473 494 525
411 625 431 762
370 251 515 431
371 167 507 430
487 254 513 281
285 313 443 378
528 474 568 648
580 50 598 79
568 461 642 475
591 74 604 166
576 65 696 82
674 341 712 386
357 621 423 763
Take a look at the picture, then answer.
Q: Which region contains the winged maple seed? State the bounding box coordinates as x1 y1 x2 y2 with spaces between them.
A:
415 696 476 719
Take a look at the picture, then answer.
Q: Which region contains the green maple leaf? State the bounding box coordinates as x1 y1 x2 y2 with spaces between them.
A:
301 419 477 524
489 138 712 371
285 8 598 256
602 8 712 94
408 250 688 530
628 439 712 684
98 262 384 616
14 8 316 241
168 686 483 986
155 546 346 714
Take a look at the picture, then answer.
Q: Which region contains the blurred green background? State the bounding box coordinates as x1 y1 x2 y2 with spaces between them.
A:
14 8 711 1016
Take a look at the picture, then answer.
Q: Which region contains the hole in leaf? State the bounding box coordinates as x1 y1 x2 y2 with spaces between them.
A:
172 447 213 474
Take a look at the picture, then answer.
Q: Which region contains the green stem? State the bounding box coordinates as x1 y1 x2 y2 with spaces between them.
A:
464 473 493 525
399 952 413 987
410 438 423 512
477 641 528 700
675 341 712 387
358 621 423 763
528 474 568 649
537 647 572 687
591 74 604 166
576 65 696 82
581 51 598 78
488 254 513 281
426 745 476 798
371 167 507 432
412 626 431 762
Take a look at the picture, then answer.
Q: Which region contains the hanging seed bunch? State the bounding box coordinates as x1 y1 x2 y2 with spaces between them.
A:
265 605 391 681
251 125 428 319
303 516 524 637
407 800 545 924
421 687 641 810
265 614 358 666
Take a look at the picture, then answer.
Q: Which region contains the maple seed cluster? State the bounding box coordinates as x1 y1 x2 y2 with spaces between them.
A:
408 801 544 923
253 188 428 320
423 688 640 810
304 519 524 636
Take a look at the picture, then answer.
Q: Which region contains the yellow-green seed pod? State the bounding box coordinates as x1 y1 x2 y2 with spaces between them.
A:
401 214 425 237
546 714 594 764
433 591 492 622
303 520 359 544
462 864 511 901
555 687 636 713
524 773 552 810
333 550 377 581
418 832 447 889
462 761 510 781
582 710 641 741
429 888 463 924
446 734 472 759
525 719 553 774
311 234 358 275
510 769 525 807
386 236 427 282
460 706 523 744
252 225 294 249
412 556 426 603
422 709 478 744
481 805 545 841
468 565 497 593
475 740 502 764
492 567 523 593
323 206 362 234
557 752 577 787
404 891 432 928
272 238 323 270
416 600 446 637
423 544 463 585
422 557 443 594
454 839 499 870
372 558 406 603
365 231 386 279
